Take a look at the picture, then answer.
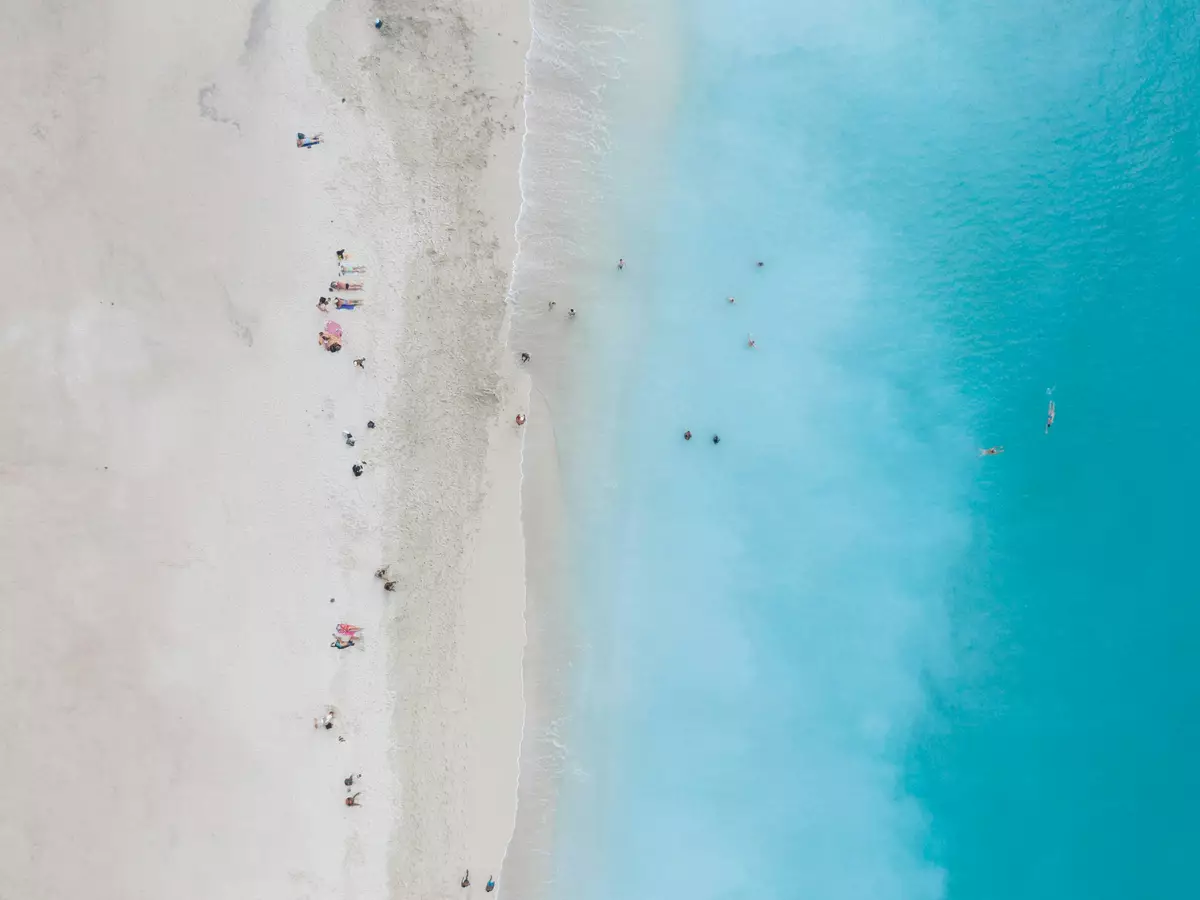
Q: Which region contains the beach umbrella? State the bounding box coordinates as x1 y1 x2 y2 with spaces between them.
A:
324 320 343 337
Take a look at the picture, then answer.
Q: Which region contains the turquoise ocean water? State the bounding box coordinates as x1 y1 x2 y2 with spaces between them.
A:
511 1 1200 898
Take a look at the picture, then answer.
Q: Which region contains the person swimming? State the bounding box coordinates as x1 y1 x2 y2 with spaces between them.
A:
1045 400 1056 433
683 430 692 440
979 446 1004 456
712 435 721 444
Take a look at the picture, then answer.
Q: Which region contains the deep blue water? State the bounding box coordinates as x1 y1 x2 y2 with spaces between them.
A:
513 1 1200 897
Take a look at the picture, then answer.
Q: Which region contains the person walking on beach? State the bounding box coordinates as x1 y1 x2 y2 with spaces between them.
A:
461 871 471 888
354 357 366 368
486 876 496 892
345 792 362 807
352 463 365 477
383 581 397 592
317 297 330 311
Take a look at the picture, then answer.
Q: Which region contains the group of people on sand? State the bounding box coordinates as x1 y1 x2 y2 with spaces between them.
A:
317 250 369 358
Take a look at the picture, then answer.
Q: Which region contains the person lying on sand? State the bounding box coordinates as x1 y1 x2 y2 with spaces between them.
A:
383 581 397 592
335 298 362 309
331 637 355 649
296 132 323 148
330 280 363 291
354 357 366 368
339 265 367 274
486 876 496 892
318 332 342 352
979 446 1004 456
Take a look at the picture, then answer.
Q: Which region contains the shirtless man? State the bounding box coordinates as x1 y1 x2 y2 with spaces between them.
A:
979 446 1004 456
1045 400 1056 433
330 281 363 291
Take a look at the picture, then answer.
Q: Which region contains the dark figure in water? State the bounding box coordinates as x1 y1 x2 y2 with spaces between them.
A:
712 435 721 444
683 430 692 441
756 261 764 267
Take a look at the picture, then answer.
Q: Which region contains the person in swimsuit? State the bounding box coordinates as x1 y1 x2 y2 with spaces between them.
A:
331 637 355 649
461 871 470 888
354 358 366 368
1045 400 1055 433
345 793 362 806
296 132 323 148
335 298 362 309
486 876 496 892
979 446 1004 456
316 297 330 310
330 281 363 291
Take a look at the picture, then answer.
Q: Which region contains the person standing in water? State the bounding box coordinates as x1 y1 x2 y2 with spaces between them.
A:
617 258 625 270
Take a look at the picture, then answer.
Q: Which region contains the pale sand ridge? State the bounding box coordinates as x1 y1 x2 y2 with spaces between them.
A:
0 0 530 897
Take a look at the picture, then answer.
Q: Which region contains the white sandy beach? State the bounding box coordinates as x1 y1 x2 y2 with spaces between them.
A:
0 0 529 897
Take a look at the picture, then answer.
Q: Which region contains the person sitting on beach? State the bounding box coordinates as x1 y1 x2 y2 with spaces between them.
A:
747 334 756 348
375 566 389 579
314 709 336 730
335 298 362 310
354 357 367 368
317 296 330 311
319 331 342 352
383 581 397 592
330 280 363 291
979 446 1004 456
331 637 355 649
352 463 365 477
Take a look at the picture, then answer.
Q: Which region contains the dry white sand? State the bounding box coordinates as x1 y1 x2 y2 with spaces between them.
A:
0 0 529 897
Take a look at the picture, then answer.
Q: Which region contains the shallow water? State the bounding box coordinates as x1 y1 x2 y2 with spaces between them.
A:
510 1 1200 897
